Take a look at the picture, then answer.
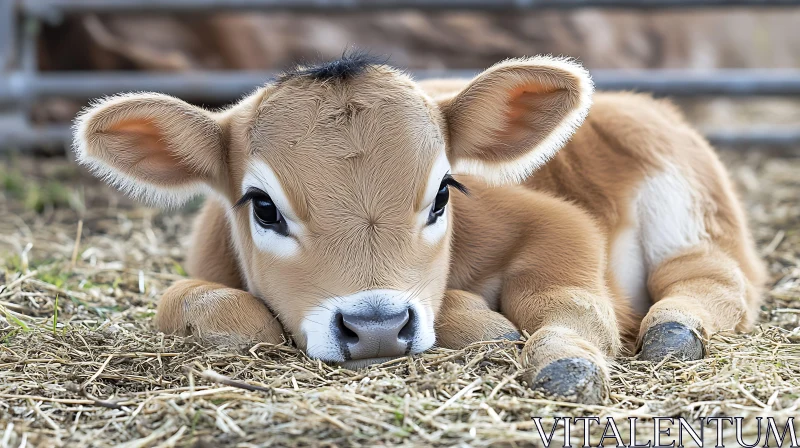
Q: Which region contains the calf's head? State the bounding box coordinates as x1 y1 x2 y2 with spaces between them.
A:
74 55 592 366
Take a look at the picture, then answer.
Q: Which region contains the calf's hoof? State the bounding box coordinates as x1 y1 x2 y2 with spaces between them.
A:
529 357 604 405
639 321 704 362
500 331 522 341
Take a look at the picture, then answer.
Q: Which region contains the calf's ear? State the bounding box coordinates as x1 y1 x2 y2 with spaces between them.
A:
440 56 593 184
73 93 226 206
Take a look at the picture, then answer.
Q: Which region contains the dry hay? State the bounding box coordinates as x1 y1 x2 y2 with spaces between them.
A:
1 150 799 447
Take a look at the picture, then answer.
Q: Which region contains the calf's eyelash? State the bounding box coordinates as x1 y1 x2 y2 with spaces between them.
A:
442 174 469 195
234 175 467 212
233 187 268 209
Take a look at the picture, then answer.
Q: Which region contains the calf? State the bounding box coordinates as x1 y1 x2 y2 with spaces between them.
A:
73 54 765 403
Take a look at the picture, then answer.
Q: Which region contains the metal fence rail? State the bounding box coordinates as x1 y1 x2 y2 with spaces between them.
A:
7 122 800 150
3 69 800 105
2 0 800 150
19 0 800 18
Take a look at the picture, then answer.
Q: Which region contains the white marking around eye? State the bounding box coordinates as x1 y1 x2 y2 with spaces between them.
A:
242 160 304 258
418 151 453 244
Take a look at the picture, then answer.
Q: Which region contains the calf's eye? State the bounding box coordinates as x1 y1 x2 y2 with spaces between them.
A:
235 188 289 236
426 180 450 225
253 194 281 226
425 174 468 226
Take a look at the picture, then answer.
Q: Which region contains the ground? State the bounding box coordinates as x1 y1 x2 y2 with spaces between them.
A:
1 150 799 447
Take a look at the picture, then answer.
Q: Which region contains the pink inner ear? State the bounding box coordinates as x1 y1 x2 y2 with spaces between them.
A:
104 118 195 187
478 85 575 164
505 83 552 120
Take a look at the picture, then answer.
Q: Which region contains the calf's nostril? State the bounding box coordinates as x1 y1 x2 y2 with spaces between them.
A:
336 312 359 343
398 308 416 341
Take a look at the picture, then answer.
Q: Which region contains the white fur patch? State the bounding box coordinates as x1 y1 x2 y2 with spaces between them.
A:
242 160 304 258
610 223 650 316
301 289 436 363
420 209 449 245
637 167 708 268
611 167 708 315
452 56 594 185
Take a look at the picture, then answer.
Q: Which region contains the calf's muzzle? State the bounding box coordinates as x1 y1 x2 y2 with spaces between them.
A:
334 306 417 360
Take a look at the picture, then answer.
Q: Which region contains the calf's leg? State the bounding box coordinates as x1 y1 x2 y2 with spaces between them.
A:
497 195 624 404
639 243 762 362
156 279 284 346
505 287 620 405
631 162 765 362
435 289 519 349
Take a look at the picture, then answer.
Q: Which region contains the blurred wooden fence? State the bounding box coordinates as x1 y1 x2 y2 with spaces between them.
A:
2 0 800 150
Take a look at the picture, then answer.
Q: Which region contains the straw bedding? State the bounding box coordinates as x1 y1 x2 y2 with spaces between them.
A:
1 150 798 447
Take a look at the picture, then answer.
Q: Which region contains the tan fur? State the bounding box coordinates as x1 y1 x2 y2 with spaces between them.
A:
525 92 766 343
74 56 765 395
156 279 283 346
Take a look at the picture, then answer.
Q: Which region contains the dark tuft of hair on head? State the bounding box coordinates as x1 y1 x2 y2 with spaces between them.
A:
278 50 389 84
